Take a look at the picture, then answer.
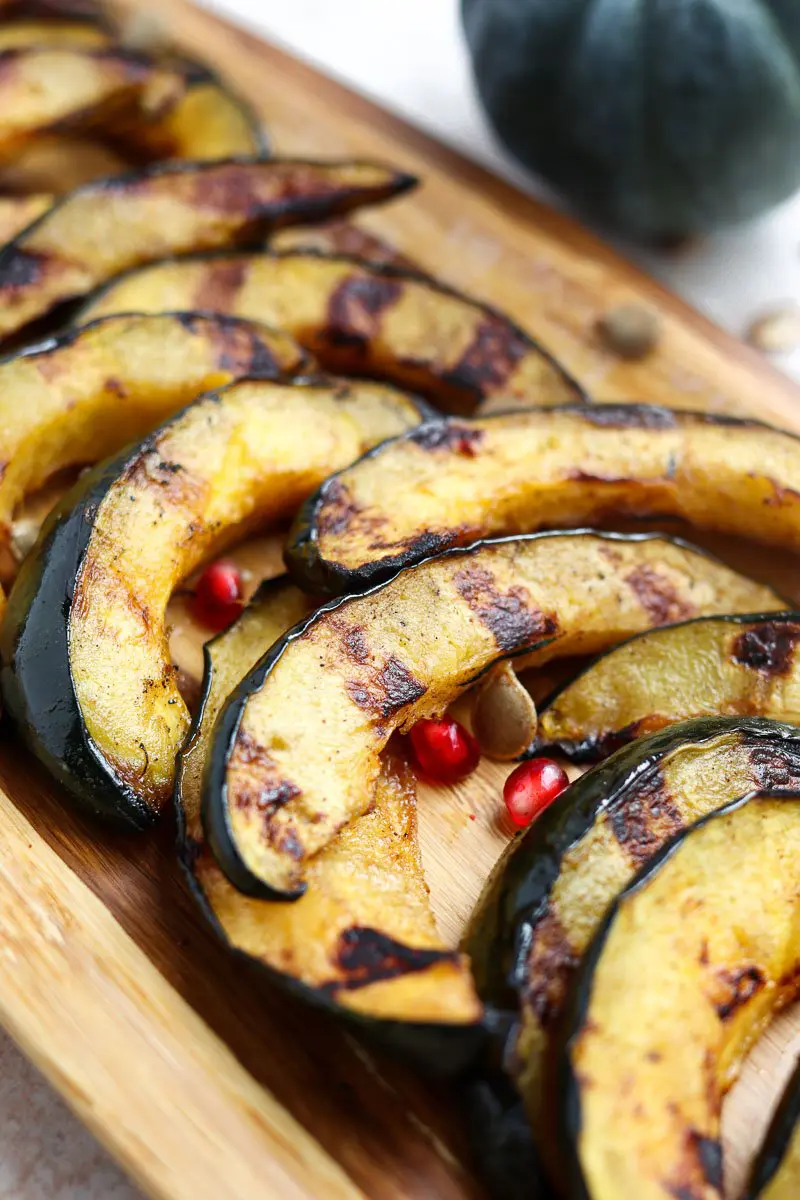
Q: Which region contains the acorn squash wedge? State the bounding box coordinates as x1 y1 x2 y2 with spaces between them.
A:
0 159 416 342
0 136 127 195
0 17 108 48
556 791 800 1200
0 47 184 161
0 310 307 581
285 402 800 595
745 1057 800 1200
0 376 427 827
78 249 585 414
534 612 800 762
202 531 779 900
464 717 800 1147
177 578 484 1071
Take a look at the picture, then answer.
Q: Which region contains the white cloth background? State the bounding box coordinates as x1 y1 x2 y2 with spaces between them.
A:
5 1 800 1194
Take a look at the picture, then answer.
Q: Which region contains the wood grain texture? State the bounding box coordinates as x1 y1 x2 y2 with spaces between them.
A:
0 1 798 1197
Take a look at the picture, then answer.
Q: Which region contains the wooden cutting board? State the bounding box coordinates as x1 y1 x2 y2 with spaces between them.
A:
3 2 800 1198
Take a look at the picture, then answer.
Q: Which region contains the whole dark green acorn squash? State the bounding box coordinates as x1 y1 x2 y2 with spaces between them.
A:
461 0 800 239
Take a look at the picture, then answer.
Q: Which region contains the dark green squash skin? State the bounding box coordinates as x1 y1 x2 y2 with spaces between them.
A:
176 580 492 1077
0 348 340 831
461 1069 554 1199
462 0 800 241
205 529 719 899
554 788 800 1200
529 610 799 763
745 1057 800 1198
463 718 800 1024
285 402 785 598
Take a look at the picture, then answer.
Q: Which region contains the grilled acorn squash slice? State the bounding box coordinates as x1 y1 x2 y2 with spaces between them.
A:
285 402 800 595
556 791 800 1200
0 47 184 161
202 530 780 900
0 159 415 342
0 17 109 48
78 249 585 414
534 612 800 762
177 578 483 1069
0 377 426 827
0 311 306 581
465 717 800 1146
745 1058 800 1200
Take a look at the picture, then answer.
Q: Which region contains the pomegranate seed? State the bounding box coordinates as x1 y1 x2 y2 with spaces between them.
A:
503 758 569 829
409 716 480 784
191 560 243 632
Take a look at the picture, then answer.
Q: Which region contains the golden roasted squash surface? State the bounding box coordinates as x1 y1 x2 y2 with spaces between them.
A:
124 73 264 160
288 404 800 589
0 311 306 579
536 614 800 760
0 160 415 340
0 18 109 48
563 797 800 1200
69 377 424 810
0 193 49 241
79 250 583 412
213 532 781 897
178 581 480 1024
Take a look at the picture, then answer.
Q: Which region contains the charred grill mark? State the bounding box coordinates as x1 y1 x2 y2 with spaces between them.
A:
609 769 685 867
322 926 458 993
192 259 247 312
229 730 301 819
332 620 370 665
125 451 205 507
294 221 420 270
410 422 485 456
732 622 800 676
521 909 580 1029
346 656 427 718
0 248 46 289
582 404 678 430
626 564 695 625
749 744 800 790
714 966 765 1021
454 564 558 653
317 478 362 538
325 272 403 349
443 316 529 395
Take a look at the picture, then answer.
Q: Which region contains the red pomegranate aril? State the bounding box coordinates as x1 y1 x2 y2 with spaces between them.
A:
191 560 244 632
409 716 480 783
503 758 569 829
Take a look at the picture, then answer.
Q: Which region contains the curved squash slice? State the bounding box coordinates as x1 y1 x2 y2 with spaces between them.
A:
0 136 127 195
177 579 483 1068
0 47 184 161
557 792 800 1200
0 311 307 580
0 377 427 828
202 532 781 900
464 717 800 1146
0 159 416 341
284 403 800 595
534 612 800 762
78 250 585 414
0 18 109 48
746 1058 800 1200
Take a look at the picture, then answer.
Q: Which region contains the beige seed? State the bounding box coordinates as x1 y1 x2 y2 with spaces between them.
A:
472 662 538 761
597 304 661 361
746 306 800 354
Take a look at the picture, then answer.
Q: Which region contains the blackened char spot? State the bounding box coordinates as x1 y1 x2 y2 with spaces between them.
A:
583 404 678 430
326 273 402 348
322 926 458 994
0 249 46 289
229 730 301 817
627 564 694 625
715 966 765 1020
609 769 685 867
454 564 558 653
749 743 800 790
346 656 426 719
443 317 528 397
317 478 362 537
334 621 369 665
732 622 800 676
193 259 247 312
521 909 580 1030
410 422 485 456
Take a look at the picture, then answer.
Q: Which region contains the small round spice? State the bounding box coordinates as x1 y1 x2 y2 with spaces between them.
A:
409 715 480 784
597 304 661 361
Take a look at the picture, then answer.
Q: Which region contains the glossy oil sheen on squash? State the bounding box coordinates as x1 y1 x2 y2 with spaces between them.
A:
559 794 800 1200
203 531 782 900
